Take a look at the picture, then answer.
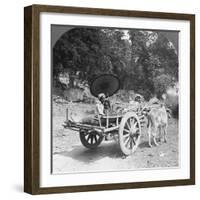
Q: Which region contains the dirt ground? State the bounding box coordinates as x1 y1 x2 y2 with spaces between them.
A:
52 102 179 174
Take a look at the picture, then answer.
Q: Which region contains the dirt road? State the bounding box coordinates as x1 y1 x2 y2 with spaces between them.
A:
52 103 179 174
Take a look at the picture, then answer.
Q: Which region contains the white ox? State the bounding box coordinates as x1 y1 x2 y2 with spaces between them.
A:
146 104 168 147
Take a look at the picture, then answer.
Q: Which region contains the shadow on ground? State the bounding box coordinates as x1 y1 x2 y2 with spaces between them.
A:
139 141 151 149
54 141 125 164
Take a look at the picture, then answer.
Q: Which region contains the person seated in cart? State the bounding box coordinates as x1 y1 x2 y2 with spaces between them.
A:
96 93 111 115
129 94 143 112
69 74 119 125
134 94 143 112
90 74 120 115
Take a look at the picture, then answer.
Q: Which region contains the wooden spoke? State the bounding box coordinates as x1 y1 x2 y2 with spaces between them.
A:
130 118 134 127
124 135 129 142
80 130 103 149
123 133 129 138
130 139 133 149
132 121 138 129
131 118 139 130
85 134 90 140
132 137 136 145
124 128 130 133
90 135 94 144
84 132 89 136
87 135 91 142
126 119 131 130
124 136 130 147
94 135 97 143
96 134 99 140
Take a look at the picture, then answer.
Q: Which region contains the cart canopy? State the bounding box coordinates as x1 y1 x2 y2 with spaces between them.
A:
90 74 120 97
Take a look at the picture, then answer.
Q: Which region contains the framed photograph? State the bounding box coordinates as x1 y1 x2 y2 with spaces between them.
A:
24 4 195 194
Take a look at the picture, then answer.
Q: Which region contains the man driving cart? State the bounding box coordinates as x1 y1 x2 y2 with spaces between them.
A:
96 93 111 115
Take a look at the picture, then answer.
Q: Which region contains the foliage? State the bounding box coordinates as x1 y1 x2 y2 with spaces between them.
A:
53 28 178 100
153 74 172 99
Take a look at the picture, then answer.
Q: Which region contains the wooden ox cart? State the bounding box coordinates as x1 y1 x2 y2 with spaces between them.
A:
63 74 150 156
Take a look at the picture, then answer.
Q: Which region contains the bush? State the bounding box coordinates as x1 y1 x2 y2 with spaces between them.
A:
110 90 135 103
153 74 172 99
165 94 179 119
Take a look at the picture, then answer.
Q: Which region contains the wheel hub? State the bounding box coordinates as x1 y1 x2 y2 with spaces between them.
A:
130 127 136 136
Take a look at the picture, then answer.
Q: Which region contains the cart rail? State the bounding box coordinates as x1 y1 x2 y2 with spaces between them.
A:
63 119 120 133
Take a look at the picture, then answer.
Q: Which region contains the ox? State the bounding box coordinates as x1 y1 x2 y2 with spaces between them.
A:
146 104 168 147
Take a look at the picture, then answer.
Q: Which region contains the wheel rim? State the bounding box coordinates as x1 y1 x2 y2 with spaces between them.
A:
119 112 141 155
84 131 101 145
80 130 103 149
123 117 140 150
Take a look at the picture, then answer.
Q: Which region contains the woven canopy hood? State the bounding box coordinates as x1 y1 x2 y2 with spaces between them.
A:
90 74 120 97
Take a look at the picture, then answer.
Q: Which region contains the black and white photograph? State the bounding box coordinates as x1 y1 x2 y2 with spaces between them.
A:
51 25 179 174
23 4 195 194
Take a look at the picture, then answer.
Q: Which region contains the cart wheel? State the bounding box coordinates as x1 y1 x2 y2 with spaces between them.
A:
79 129 103 149
119 112 141 155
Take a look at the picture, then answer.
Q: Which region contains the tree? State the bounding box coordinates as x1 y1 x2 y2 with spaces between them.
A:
128 30 178 99
53 27 178 101
153 74 172 98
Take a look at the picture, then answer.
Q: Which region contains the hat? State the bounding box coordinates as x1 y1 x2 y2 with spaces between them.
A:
98 93 106 99
135 94 142 100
